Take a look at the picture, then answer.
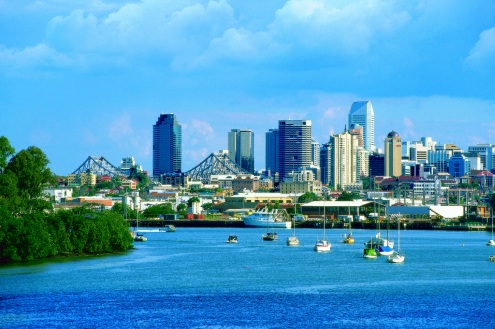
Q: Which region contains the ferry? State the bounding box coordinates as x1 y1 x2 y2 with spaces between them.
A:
242 208 291 229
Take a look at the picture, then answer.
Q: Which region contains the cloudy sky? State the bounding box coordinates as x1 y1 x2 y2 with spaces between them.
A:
1 0 495 175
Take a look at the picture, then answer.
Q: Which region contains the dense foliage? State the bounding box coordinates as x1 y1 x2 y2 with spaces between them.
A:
0 208 133 263
0 136 133 263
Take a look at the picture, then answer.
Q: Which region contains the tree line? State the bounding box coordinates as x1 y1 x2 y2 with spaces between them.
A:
0 136 133 263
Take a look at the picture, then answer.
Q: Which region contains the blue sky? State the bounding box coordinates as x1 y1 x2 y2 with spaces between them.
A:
1 0 495 176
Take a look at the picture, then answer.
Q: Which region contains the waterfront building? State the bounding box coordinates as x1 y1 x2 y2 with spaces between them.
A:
384 131 402 177
278 120 312 181
356 147 370 178
265 129 279 175
228 129 255 173
348 101 375 152
153 113 182 177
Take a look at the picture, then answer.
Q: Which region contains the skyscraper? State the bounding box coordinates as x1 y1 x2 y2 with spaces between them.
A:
321 131 358 189
228 129 254 173
278 120 312 181
384 130 402 177
348 101 375 152
153 113 182 177
265 128 279 175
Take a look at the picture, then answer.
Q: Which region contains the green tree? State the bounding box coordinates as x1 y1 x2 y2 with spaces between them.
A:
298 192 319 203
0 136 15 172
337 191 356 201
177 203 187 214
187 196 200 207
142 203 175 218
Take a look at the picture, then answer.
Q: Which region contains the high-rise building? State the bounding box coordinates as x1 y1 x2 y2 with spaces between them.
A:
153 113 182 177
321 131 358 189
348 101 375 152
369 152 385 177
265 129 279 175
384 130 402 177
278 120 312 180
228 129 254 173
467 144 495 171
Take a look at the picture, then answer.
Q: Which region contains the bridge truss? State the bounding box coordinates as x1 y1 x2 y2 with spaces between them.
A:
185 152 249 184
72 156 124 177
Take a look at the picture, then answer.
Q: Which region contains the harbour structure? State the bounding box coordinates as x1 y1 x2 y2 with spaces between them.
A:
348 101 375 152
228 129 255 173
278 119 312 181
153 113 182 177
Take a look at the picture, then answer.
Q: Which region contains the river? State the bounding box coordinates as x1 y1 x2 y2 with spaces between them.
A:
1 227 495 328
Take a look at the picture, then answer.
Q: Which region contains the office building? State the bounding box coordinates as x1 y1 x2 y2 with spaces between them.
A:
321 131 358 190
384 131 402 177
228 129 254 173
278 120 312 181
348 101 375 151
265 129 279 175
153 113 182 177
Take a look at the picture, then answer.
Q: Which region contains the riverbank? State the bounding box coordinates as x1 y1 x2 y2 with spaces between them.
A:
129 219 493 231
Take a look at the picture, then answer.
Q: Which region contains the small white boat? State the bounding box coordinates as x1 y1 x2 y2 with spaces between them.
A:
134 233 147 242
387 217 404 264
363 237 377 259
387 251 405 263
226 235 238 244
159 225 176 232
262 232 278 241
487 239 495 246
286 236 300 246
314 239 331 252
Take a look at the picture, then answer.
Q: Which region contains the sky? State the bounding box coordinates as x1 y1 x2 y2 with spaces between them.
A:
1 0 495 176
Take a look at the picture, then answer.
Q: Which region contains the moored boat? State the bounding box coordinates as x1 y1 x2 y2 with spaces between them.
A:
159 225 176 232
226 235 238 243
243 208 291 229
134 233 147 242
262 232 278 241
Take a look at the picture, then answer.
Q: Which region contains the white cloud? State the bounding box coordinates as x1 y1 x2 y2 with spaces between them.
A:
466 26 495 67
0 43 72 72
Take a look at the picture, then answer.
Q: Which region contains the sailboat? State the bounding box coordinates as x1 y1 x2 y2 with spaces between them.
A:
343 217 354 244
487 209 495 246
134 210 147 242
314 195 331 252
287 195 300 246
387 217 405 263
363 236 377 259
262 209 278 241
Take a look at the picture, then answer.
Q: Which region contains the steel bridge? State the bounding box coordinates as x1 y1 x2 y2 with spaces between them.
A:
72 156 125 177
185 152 249 184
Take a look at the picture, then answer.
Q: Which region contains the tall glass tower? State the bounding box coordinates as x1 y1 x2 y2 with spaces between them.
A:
278 120 312 180
348 101 375 152
228 129 254 173
265 128 279 175
153 113 182 177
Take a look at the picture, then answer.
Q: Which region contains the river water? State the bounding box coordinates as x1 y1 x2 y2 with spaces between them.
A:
1 227 495 328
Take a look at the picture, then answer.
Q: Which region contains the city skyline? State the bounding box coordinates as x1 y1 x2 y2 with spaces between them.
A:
2 1 495 175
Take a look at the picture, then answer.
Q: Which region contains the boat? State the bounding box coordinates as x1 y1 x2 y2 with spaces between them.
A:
159 225 176 232
243 208 292 228
487 210 495 246
314 195 331 252
134 233 147 242
343 218 354 244
363 236 377 259
490 255 495 262
133 211 147 242
226 235 238 244
387 217 405 264
262 232 278 241
286 198 300 246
